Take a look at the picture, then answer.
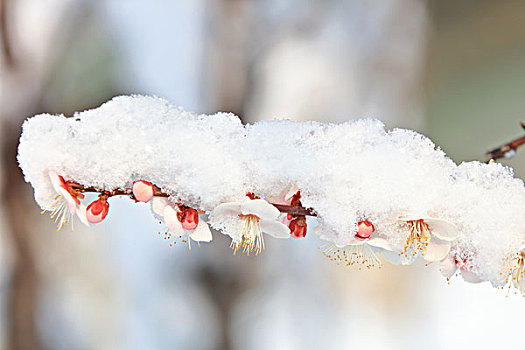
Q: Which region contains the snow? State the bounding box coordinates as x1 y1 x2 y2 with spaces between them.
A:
17 95 525 287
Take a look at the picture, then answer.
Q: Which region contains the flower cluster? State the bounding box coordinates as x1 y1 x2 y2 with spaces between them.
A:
39 171 525 296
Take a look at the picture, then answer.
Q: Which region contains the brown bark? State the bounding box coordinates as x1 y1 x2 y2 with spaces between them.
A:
0 0 14 67
486 122 525 161
2 122 42 350
2 0 42 347
72 183 316 216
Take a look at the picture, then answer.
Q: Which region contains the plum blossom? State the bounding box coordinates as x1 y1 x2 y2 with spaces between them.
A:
273 182 308 238
46 169 88 230
151 198 212 248
321 220 395 269
86 195 110 224
132 180 155 202
273 182 300 206
289 217 307 238
273 182 299 226
507 248 525 294
399 217 458 264
210 196 289 255
274 182 300 223
439 253 483 283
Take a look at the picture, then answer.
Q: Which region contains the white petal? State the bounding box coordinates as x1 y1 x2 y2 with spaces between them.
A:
75 204 90 227
398 216 422 222
151 197 170 216
424 238 451 262
513 269 525 292
367 237 392 251
259 219 290 238
284 182 299 201
240 199 280 220
58 187 77 214
47 170 63 193
461 270 483 284
426 218 458 241
273 183 299 204
164 206 184 236
347 237 366 245
439 254 457 278
212 202 241 218
189 220 213 242
379 249 402 265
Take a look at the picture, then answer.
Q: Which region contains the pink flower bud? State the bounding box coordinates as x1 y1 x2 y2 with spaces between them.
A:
179 207 199 230
132 180 155 202
86 197 109 223
356 220 374 239
289 217 307 238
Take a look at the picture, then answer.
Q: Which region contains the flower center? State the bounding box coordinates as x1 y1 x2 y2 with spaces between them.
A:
61 178 84 205
508 251 525 293
402 219 431 259
50 194 73 230
231 214 264 256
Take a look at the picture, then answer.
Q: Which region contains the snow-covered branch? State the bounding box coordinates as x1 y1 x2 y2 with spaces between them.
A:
17 95 525 294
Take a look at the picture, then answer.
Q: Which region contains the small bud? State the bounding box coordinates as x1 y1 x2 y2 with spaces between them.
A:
179 207 199 230
246 192 259 200
132 180 155 202
356 220 374 239
289 217 307 238
290 191 301 206
86 197 109 223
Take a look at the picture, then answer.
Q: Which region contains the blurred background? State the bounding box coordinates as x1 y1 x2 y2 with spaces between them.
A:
1 0 525 349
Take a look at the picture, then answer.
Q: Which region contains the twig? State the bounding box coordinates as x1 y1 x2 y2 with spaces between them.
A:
486 122 525 161
70 182 317 216
271 204 316 216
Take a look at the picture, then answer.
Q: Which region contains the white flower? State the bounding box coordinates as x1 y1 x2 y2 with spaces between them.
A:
439 253 483 284
151 198 212 248
271 182 300 226
210 197 290 255
132 180 155 202
507 249 525 293
398 217 458 264
273 182 299 205
321 220 396 269
46 170 88 230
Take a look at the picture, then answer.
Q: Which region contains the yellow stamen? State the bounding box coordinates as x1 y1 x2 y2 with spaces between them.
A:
507 251 525 295
48 194 73 231
401 219 431 261
157 230 197 251
230 214 264 256
320 243 382 269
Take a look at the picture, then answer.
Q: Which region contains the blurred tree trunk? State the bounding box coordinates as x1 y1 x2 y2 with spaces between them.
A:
200 1 256 350
1 0 42 348
203 0 254 120
2 122 42 350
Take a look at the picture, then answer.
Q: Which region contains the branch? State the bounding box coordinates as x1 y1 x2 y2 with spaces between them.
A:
70 182 317 216
486 122 525 161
